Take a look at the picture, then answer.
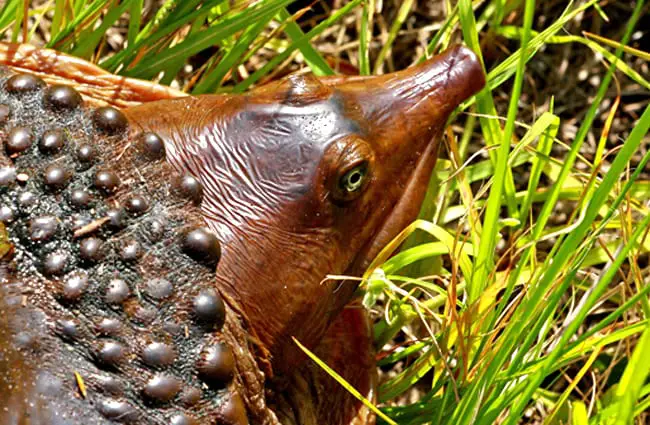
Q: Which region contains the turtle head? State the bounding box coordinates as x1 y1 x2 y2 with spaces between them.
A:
125 45 485 371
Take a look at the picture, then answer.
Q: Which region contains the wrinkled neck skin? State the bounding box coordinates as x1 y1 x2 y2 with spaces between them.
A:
125 45 486 374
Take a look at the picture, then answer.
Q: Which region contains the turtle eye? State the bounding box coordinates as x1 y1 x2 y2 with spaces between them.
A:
331 160 371 203
326 136 374 204
339 163 368 194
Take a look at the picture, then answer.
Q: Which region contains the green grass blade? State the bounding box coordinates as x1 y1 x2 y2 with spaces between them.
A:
474 1 598 99
27 1 54 42
633 387 650 417
0 0 20 36
71 0 133 59
379 393 445 425
518 107 559 221
10 0 23 43
100 0 227 73
584 30 650 60
127 0 143 48
134 0 180 43
466 0 534 302
158 12 211 86
378 345 441 401
233 0 362 92
51 0 65 38
191 16 270 93
72 0 84 16
573 401 589 425
418 5 458 62
277 8 333 75
376 341 430 367
358 0 373 76
457 0 519 304
46 0 112 49
373 0 414 73
488 0 644 377
503 102 650 424
123 0 295 79
506 321 650 382
498 28 650 90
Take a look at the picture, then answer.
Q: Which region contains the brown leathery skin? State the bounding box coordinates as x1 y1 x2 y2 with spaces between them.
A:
0 44 485 425
124 44 486 372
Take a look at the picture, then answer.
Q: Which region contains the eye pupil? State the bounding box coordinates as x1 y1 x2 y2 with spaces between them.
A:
342 165 366 193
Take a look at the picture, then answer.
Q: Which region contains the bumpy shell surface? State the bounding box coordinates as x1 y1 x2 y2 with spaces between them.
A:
0 67 260 425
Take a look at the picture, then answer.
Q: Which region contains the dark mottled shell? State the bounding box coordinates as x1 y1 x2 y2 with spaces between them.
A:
144 278 173 300
139 132 166 159
96 399 138 422
43 164 71 189
0 70 239 425
0 205 14 222
182 227 221 266
219 392 250 425
107 207 127 228
173 174 204 204
5 74 44 93
70 214 91 231
0 104 10 124
76 144 97 163
13 331 37 350
170 413 199 425
97 340 126 366
143 374 182 402
146 219 165 241
125 195 150 215
62 271 89 301
93 106 128 134
96 318 122 336
179 387 202 407
94 375 125 396
197 343 234 383
18 191 37 208
0 166 16 186
39 129 66 153
106 279 130 304
42 251 69 275
119 239 141 261
56 319 79 340
142 342 176 367
70 189 92 208
94 170 121 193
6 127 34 154
79 237 105 262
44 85 82 110
192 289 226 329
29 215 58 241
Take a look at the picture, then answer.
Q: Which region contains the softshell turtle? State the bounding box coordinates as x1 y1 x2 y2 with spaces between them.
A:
0 41 485 425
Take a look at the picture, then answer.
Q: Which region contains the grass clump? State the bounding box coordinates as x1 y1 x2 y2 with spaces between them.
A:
1 0 649 423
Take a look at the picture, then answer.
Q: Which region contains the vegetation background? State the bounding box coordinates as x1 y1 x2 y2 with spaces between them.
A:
1 0 649 424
